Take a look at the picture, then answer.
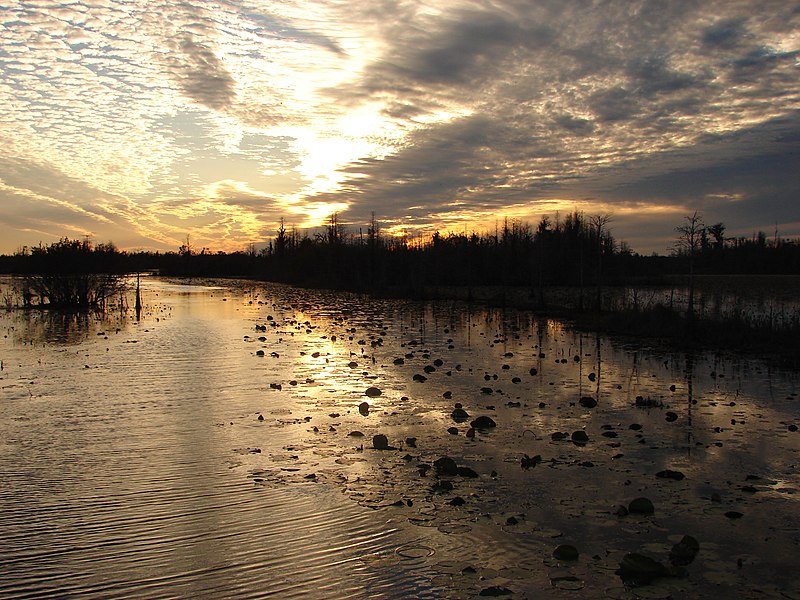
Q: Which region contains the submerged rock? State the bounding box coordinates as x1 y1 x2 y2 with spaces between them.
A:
365 386 382 397
616 553 685 585
358 402 370 416
579 396 597 408
553 544 579 561
451 407 470 422
656 469 685 481
372 434 390 450
471 416 497 429
432 480 454 493
479 586 513 597
434 456 459 476
457 466 479 478
521 454 541 469
628 497 655 515
669 535 700 566
571 430 589 444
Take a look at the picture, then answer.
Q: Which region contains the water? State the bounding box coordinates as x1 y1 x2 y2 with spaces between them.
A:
1 277 799 599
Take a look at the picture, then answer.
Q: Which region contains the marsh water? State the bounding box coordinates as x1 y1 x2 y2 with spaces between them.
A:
1 277 798 599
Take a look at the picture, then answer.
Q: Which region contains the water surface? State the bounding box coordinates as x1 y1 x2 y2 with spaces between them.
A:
1 277 798 599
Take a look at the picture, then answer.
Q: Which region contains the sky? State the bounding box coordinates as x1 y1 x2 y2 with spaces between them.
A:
1 0 798 256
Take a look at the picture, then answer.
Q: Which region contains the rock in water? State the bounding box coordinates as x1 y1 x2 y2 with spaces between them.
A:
628 497 655 515
372 434 389 450
451 407 470 422
553 544 579 561
571 430 589 444
434 456 459 476
656 469 685 480
457 466 479 478
471 416 497 429
616 553 668 585
479 586 513 597
358 402 370 416
670 535 700 566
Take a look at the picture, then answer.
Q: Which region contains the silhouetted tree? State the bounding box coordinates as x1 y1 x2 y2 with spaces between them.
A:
707 222 725 249
674 211 704 322
275 218 289 257
590 213 612 311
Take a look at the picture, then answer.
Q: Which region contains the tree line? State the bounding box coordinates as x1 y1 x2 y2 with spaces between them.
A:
1 212 798 306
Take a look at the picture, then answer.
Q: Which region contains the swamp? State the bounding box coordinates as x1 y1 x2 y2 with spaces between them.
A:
1 276 798 599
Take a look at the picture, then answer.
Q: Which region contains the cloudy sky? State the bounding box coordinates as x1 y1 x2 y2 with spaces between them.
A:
1 0 798 255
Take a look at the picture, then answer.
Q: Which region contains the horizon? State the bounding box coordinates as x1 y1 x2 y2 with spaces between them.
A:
3 212 797 259
1 1 798 256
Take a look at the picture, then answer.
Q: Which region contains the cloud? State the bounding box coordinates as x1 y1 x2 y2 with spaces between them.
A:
702 18 750 50
1 0 798 255
167 33 237 110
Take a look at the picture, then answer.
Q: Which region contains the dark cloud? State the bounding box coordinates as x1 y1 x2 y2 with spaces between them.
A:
628 55 703 97
731 46 800 72
316 114 509 220
349 4 559 102
169 34 236 110
702 18 749 49
243 9 344 54
554 114 595 135
590 87 640 122
399 10 538 84
579 114 800 232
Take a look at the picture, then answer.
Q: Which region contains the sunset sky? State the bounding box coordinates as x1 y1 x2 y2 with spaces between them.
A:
1 0 798 255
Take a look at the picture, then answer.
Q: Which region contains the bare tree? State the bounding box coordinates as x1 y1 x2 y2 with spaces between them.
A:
275 218 289 256
367 212 381 248
324 212 346 245
178 234 193 257
590 213 612 311
674 211 704 322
